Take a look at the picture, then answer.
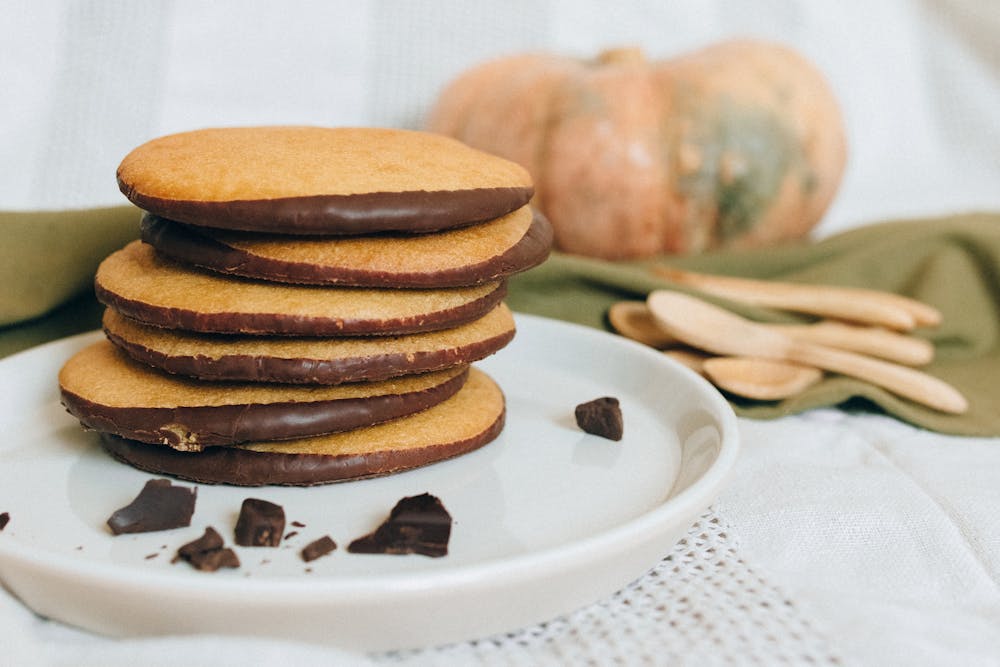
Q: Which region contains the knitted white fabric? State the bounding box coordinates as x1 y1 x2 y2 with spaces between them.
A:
383 510 844 666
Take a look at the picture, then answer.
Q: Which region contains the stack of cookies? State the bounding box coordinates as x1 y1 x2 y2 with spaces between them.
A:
58 126 551 486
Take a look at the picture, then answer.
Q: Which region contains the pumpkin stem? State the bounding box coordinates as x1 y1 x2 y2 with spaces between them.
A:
595 47 646 66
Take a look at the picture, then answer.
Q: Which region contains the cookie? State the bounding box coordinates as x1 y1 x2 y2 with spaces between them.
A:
140 206 552 287
103 303 516 384
59 340 469 450
95 242 506 335
117 126 533 234
100 367 505 485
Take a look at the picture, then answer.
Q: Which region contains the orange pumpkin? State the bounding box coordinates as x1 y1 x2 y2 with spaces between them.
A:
427 40 847 260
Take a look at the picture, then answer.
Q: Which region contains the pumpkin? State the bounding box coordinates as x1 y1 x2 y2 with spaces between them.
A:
427 40 847 260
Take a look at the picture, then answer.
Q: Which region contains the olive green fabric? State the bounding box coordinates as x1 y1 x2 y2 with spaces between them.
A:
0 206 140 326
1 208 997 435
507 212 1000 436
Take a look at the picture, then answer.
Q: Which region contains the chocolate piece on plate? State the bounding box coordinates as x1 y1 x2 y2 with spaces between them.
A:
301 536 337 562
574 397 624 441
175 527 240 572
234 498 285 547
0 512 9 531
106 479 197 535
347 493 452 558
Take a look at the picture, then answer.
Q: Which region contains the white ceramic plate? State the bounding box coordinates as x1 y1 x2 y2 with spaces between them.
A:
0 314 738 651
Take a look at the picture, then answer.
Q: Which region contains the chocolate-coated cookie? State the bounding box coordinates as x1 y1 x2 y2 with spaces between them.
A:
100 367 505 485
103 304 515 384
140 206 552 287
117 126 533 234
59 340 469 450
95 242 506 336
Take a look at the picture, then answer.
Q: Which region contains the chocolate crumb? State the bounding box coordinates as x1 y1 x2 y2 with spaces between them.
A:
348 493 452 558
291 521 306 528
305 567 313 573
301 535 337 562
234 498 285 547
175 527 240 572
107 479 197 535
145 553 158 560
284 530 299 540
574 397 623 441
75 545 83 551
0 512 9 531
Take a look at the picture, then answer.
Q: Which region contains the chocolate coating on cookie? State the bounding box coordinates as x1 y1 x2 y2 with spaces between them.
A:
95 242 507 336
140 208 552 287
59 340 469 450
99 368 506 485
102 304 516 384
116 126 533 234
127 188 534 235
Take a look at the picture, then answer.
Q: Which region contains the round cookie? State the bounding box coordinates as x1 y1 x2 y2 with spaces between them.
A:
103 303 516 384
100 367 505 486
59 340 469 451
140 206 552 287
117 126 534 234
95 242 506 336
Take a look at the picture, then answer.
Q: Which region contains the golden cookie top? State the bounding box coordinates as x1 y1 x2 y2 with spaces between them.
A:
117 126 534 234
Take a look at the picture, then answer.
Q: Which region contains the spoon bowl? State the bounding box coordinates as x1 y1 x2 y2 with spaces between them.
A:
702 357 823 401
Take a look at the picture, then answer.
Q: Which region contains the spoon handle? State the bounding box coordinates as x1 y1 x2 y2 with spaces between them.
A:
654 267 940 330
787 341 967 414
773 321 934 366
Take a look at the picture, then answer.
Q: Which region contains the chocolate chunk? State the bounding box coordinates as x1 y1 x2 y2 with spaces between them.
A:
301 535 337 562
0 512 9 531
106 479 197 535
347 493 452 558
175 527 240 571
234 498 285 547
574 397 623 441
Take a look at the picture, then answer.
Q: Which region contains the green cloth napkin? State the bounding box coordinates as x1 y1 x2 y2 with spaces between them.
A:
1 208 997 436
507 212 1000 437
0 206 140 326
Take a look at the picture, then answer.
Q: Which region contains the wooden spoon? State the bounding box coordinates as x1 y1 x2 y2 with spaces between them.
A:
663 348 711 373
665 348 822 400
610 300 933 365
702 357 823 400
647 290 968 414
608 301 676 348
652 267 941 330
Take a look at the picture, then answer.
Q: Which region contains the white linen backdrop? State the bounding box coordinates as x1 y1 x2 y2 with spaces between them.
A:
2 2 999 665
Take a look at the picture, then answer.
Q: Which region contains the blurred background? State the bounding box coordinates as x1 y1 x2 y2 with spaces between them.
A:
4 0 1000 236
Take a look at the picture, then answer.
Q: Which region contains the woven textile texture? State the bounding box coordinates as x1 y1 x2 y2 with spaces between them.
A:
382 510 844 666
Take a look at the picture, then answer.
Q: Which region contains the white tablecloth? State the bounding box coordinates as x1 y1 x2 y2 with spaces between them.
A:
3 2 1000 664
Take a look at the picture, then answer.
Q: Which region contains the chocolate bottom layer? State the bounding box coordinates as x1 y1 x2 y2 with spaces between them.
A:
59 340 469 450
140 208 552 288
100 368 505 485
95 242 508 336
102 304 515 384
124 186 533 235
